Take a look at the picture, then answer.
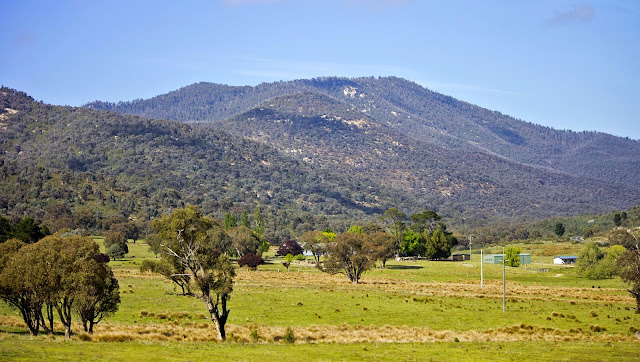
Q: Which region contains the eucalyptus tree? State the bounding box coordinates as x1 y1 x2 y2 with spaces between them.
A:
615 231 640 312
300 230 328 264
321 232 377 284
153 205 235 340
0 239 42 336
74 257 120 333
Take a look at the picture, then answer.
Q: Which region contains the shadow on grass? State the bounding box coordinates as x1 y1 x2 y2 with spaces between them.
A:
385 265 423 270
0 327 68 338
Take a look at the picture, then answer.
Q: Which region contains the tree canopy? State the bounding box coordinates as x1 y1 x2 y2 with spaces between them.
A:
152 205 235 340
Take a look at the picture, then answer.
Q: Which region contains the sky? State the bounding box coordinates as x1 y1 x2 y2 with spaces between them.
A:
2 0 639 139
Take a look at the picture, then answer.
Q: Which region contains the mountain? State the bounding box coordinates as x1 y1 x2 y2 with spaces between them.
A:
85 77 640 226
0 87 418 241
88 77 640 188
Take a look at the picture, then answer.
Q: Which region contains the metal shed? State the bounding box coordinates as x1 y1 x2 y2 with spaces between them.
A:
483 254 504 264
450 253 471 261
483 253 531 265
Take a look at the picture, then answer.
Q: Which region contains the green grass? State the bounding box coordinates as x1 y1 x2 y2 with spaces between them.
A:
1 239 639 360
0 334 638 361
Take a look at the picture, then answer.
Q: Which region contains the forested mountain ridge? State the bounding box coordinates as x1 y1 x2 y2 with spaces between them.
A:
2 80 638 237
87 76 640 187
0 87 416 240
210 90 639 225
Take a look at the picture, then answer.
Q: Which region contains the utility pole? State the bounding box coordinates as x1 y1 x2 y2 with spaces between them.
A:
481 249 484 289
502 247 506 312
468 235 474 262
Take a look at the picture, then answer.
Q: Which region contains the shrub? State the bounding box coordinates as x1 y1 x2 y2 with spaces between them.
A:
250 326 260 342
283 327 296 344
140 259 158 273
238 253 263 270
107 244 125 260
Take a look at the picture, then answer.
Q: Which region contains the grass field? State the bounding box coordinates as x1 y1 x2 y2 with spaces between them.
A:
1 240 638 360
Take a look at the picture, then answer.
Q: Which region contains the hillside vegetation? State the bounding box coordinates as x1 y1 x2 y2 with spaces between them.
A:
1 88 411 239
85 77 640 228
87 76 640 188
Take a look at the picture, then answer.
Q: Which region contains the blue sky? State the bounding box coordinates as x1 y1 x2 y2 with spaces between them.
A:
2 0 639 139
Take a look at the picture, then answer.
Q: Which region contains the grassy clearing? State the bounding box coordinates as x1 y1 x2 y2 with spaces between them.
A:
1 240 639 359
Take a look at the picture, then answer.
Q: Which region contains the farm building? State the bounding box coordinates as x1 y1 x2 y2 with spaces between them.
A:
553 256 577 265
483 253 531 265
484 254 503 264
449 253 470 261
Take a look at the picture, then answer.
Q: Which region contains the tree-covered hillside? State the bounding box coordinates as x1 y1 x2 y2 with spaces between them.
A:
3 83 638 237
214 91 639 226
0 87 413 240
87 76 640 188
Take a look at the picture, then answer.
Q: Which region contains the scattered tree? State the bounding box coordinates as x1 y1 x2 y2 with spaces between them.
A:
614 213 623 227
616 232 640 312
257 241 270 256
0 239 41 336
0 236 119 338
146 233 163 258
369 232 396 268
106 244 125 260
409 210 441 234
554 222 565 237
380 208 405 240
300 230 327 264
277 240 303 257
10 216 49 243
227 226 260 257
104 231 128 254
320 232 377 284
576 242 617 279
283 253 294 271
238 253 263 270
504 246 521 267
74 256 120 333
153 205 235 340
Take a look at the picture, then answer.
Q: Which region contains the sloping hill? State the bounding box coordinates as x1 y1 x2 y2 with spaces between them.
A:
87 76 640 188
212 90 640 225
1 87 423 239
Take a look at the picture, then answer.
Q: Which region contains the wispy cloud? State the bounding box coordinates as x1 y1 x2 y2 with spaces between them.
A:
548 4 595 26
223 0 282 6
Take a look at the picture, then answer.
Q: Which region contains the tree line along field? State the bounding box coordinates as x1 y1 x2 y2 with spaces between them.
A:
1 238 639 361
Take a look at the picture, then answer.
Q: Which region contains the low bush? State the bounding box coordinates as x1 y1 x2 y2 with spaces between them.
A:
283 327 296 344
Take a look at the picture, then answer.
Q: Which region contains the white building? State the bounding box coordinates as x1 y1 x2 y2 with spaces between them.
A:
553 256 577 265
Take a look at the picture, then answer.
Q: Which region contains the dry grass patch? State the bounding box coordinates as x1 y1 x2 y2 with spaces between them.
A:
2 316 635 344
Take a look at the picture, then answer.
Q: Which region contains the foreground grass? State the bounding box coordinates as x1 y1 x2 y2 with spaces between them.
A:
0 333 638 361
1 240 639 360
